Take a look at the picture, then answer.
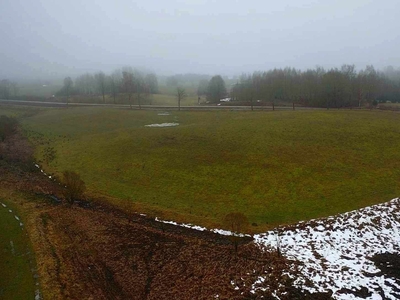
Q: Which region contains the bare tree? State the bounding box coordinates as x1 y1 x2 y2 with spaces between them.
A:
133 72 144 109
176 87 187 111
109 69 121 104
95 71 107 104
122 68 134 109
0 115 18 142
10 82 18 98
0 79 11 99
144 73 159 94
75 73 95 95
63 77 73 105
223 212 249 254
62 171 86 205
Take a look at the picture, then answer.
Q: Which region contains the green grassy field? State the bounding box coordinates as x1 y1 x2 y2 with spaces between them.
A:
0 199 36 299
4 106 400 230
64 93 200 106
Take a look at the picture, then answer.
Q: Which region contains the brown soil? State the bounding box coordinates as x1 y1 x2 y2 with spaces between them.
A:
0 127 331 299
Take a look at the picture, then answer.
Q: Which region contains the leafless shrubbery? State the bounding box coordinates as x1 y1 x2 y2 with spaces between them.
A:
62 171 86 204
0 115 18 142
224 212 249 254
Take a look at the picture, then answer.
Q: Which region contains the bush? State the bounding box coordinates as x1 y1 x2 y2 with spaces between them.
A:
223 212 249 254
224 212 249 234
62 171 86 204
0 115 18 142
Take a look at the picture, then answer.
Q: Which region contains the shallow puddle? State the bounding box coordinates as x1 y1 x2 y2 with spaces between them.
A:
145 123 179 127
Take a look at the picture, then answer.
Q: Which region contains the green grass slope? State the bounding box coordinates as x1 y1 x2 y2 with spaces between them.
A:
22 107 400 230
0 200 36 299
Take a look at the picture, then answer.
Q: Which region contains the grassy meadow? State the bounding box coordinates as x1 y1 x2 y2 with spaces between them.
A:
0 199 36 299
6 106 400 231
57 92 200 106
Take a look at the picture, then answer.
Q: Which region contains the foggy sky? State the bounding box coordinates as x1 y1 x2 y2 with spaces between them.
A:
1 0 399 80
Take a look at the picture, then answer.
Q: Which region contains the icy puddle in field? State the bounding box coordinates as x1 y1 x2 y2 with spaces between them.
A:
145 123 179 127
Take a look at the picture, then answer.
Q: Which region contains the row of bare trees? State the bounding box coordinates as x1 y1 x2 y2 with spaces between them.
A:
58 68 159 106
0 79 18 99
230 65 400 108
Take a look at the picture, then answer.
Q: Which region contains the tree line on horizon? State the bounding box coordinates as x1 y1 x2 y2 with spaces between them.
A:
231 65 400 108
0 79 19 99
61 65 400 108
58 67 159 106
4 64 399 108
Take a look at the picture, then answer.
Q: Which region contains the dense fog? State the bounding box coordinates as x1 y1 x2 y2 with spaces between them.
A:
1 0 400 81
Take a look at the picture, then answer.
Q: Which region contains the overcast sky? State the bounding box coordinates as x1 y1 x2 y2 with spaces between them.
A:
1 0 399 79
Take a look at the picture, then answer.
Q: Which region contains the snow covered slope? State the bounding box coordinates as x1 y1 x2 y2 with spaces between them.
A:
254 198 400 299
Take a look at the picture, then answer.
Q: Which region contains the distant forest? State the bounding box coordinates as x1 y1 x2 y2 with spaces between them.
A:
2 65 400 108
232 65 400 108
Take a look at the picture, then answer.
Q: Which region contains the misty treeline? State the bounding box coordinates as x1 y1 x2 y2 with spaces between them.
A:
57 67 159 105
0 79 19 99
37 64 400 107
231 65 400 107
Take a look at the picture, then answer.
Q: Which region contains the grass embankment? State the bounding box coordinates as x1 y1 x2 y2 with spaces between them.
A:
20 107 400 231
0 198 36 299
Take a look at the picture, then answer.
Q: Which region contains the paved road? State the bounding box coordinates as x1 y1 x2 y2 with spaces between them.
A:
0 99 324 111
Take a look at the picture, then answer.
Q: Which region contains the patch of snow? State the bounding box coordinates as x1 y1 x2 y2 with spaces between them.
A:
145 123 179 128
253 197 400 299
10 240 15 255
35 289 41 300
157 112 170 116
154 217 251 236
212 228 249 237
14 215 19 221
1 203 6 207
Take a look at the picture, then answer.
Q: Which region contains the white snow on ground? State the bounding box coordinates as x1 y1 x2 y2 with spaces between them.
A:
145 123 179 127
157 112 171 116
153 199 400 298
154 217 252 237
254 197 400 299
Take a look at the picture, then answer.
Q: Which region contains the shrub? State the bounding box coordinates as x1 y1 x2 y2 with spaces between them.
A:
223 212 249 254
0 115 18 141
224 212 249 234
62 171 86 204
